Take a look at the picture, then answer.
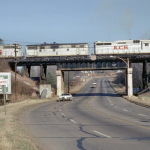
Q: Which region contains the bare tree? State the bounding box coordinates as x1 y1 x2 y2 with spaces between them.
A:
0 59 10 71
132 63 142 88
114 63 143 89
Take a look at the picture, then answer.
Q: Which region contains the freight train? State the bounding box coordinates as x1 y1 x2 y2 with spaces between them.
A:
0 40 150 58
94 40 150 55
26 42 89 57
0 44 22 57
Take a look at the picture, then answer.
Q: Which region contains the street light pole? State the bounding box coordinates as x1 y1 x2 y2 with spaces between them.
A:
90 71 93 79
110 56 133 97
14 44 18 102
110 55 128 66
68 71 69 93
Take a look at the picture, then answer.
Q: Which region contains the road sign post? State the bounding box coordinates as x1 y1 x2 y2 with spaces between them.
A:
2 85 6 115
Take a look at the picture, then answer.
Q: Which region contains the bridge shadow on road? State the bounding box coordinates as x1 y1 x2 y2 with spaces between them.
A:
73 93 121 97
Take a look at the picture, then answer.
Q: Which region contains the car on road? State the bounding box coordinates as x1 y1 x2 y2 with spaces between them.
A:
91 84 96 88
90 82 97 88
58 93 73 101
92 82 97 85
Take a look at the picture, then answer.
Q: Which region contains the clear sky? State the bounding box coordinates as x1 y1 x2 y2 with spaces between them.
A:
1 0 150 48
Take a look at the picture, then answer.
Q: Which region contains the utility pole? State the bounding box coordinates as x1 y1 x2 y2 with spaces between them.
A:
68 71 69 93
14 44 17 102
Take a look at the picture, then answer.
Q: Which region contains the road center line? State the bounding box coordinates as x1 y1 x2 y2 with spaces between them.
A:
123 109 128 112
61 113 65 116
109 100 112 103
70 119 77 124
138 114 147 117
93 130 111 138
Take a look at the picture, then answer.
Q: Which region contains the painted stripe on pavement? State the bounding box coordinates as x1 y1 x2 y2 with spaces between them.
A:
93 130 111 138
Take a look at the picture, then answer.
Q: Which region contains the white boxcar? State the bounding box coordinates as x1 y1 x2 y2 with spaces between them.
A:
94 40 150 55
0 44 22 57
26 43 89 57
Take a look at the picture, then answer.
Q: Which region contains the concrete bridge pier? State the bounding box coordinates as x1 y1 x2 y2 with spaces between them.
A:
22 65 31 77
125 58 133 97
142 60 148 89
56 70 64 96
9 62 15 72
127 67 133 97
40 64 47 84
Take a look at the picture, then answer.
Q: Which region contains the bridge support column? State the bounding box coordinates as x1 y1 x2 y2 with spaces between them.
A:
56 70 64 96
142 60 148 89
125 58 133 97
127 67 133 97
9 62 15 72
40 64 47 84
22 65 31 77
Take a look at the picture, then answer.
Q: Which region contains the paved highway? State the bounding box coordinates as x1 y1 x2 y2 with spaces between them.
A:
20 77 150 150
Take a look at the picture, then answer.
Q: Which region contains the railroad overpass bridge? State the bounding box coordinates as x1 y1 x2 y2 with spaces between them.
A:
8 54 150 97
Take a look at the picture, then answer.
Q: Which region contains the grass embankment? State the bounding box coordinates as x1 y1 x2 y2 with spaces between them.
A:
138 95 150 104
109 80 126 95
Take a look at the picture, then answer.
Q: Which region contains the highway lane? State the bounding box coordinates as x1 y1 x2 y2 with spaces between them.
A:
20 77 150 150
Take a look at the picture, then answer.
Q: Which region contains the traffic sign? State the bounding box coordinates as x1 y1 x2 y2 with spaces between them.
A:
0 72 11 94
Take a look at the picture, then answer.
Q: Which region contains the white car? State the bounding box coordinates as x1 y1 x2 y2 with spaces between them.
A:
90 82 97 88
91 84 96 88
58 93 73 101
92 82 97 85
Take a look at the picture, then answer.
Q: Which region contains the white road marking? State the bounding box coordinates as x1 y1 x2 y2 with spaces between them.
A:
61 113 65 117
111 104 113 106
107 96 111 101
138 114 147 117
114 106 117 108
70 119 77 124
93 130 111 138
59 109 61 111
123 109 128 112
104 86 113 106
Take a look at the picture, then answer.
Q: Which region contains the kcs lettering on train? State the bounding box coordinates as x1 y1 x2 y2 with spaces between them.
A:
114 45 128 50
